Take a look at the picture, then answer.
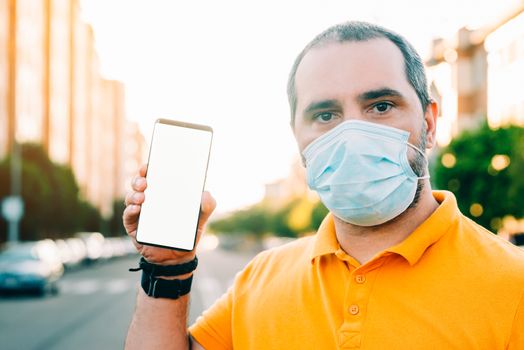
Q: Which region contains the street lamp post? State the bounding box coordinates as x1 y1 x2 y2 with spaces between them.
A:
2 0 22 243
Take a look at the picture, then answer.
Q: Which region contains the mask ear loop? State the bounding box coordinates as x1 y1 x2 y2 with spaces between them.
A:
301 154 307 167
406 141 430 180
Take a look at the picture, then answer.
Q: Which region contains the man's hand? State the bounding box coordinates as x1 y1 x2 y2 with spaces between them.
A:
123 164 217 265
124 164 211 350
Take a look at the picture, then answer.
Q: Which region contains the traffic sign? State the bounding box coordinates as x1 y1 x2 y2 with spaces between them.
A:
1 196 24 222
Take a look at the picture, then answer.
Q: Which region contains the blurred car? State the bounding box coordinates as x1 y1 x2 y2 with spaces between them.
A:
64 237 88 267
105 237 127 258
54 239 74 268
54 238 87 269
100 239 114 260
75 232 105 264
0 240 64 295
122 237 138 255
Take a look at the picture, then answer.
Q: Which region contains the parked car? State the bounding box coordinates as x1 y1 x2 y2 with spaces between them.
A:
54 239 74 269
100 238 114 260
75 232 105 264
0 240 64 295
64 237 88 267
105 237 126 258
54 238 87 269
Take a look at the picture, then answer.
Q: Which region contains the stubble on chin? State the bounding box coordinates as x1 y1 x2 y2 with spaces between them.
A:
407 127 427 210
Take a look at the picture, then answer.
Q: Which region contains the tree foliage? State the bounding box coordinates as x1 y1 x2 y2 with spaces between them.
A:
0 143 104 242
208 197 328 238
108 198 127 236
431 122 524 232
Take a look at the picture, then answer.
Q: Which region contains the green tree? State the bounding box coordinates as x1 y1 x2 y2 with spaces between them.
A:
209 203 272 236
108 198 127 236
0 157 51 241
431 122 524 232
208 197 328 238
310 201 329 231
77 200 103 233
272 199 300 238
0 143 104 241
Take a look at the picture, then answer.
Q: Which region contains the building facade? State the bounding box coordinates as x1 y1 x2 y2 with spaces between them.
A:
426 28 489 146
426 3 524 146
0 0 10 157
485 10 524 128
0 0 144 219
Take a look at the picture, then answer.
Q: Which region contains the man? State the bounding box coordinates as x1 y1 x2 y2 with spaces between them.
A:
123 21 524 349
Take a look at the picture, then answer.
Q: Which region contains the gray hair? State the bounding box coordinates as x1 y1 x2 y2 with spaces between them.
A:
287 21 431 125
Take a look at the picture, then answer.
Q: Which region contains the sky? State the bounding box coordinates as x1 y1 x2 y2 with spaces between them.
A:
80 0 516 214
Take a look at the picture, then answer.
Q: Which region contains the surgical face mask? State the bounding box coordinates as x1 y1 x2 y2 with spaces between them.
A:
302 120 429 226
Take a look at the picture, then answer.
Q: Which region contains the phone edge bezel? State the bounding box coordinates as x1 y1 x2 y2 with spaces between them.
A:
134 118 214 252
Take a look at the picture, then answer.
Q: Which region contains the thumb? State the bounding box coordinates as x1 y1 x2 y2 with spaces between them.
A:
198 191 217 228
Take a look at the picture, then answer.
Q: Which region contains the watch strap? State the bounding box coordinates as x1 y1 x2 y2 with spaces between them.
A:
141 272 193 299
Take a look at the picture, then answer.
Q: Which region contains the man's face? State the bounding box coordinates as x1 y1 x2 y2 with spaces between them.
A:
292 38 436 156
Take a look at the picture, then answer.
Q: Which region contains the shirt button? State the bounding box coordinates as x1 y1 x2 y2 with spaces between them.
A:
355 275 366 284
349 304 359 315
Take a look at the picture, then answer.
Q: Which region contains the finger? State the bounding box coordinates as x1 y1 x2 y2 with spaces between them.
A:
125 224 143 251
139 164 148 177
125 191 145 206
131 237 143 252
123 204 141 233
198 191 217 228
124 191 133 206
122 205 144 252
127 228 144 252
132 176 147 192
190 192 216 249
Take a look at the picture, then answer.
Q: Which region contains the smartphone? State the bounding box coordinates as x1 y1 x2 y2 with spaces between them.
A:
135 118 213 251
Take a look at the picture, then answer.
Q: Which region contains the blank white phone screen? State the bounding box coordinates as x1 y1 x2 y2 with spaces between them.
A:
136 120 212 250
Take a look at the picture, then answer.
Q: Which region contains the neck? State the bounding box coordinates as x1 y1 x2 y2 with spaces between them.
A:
333 180 439 265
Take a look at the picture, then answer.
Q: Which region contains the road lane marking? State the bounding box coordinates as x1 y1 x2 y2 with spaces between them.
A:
107 280 135 294
58 279 135 295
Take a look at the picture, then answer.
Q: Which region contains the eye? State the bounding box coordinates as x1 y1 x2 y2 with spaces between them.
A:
371 102 393 114
313 112 338 123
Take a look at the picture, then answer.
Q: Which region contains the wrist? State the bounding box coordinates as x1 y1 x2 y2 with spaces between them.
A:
130 256 198 276
130 256 198 299
156 272 194 280
151 254 196 266
141 273 193 299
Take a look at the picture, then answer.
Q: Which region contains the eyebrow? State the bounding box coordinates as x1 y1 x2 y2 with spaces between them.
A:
303 99 342 115
357 88 405 102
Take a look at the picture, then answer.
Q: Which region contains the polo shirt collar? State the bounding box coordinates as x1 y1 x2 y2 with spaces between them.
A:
386 190 460 265
309 191 460 265
310 213 339 261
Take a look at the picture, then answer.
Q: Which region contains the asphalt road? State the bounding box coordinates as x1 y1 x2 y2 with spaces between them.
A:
0 247 257 350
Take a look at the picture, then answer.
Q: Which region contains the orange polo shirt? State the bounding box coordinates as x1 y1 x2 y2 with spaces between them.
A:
189 191 524 349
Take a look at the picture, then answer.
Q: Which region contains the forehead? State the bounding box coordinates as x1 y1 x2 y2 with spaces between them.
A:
294 38 414 108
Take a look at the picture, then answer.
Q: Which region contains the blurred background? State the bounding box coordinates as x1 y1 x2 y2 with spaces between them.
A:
1 0 524 349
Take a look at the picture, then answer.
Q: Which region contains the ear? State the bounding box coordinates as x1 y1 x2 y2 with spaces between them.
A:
423 100 438 149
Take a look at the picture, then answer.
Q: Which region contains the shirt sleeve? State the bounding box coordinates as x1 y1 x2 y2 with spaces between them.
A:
189 287 234 350
188 251 270 349
507 289 524 349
